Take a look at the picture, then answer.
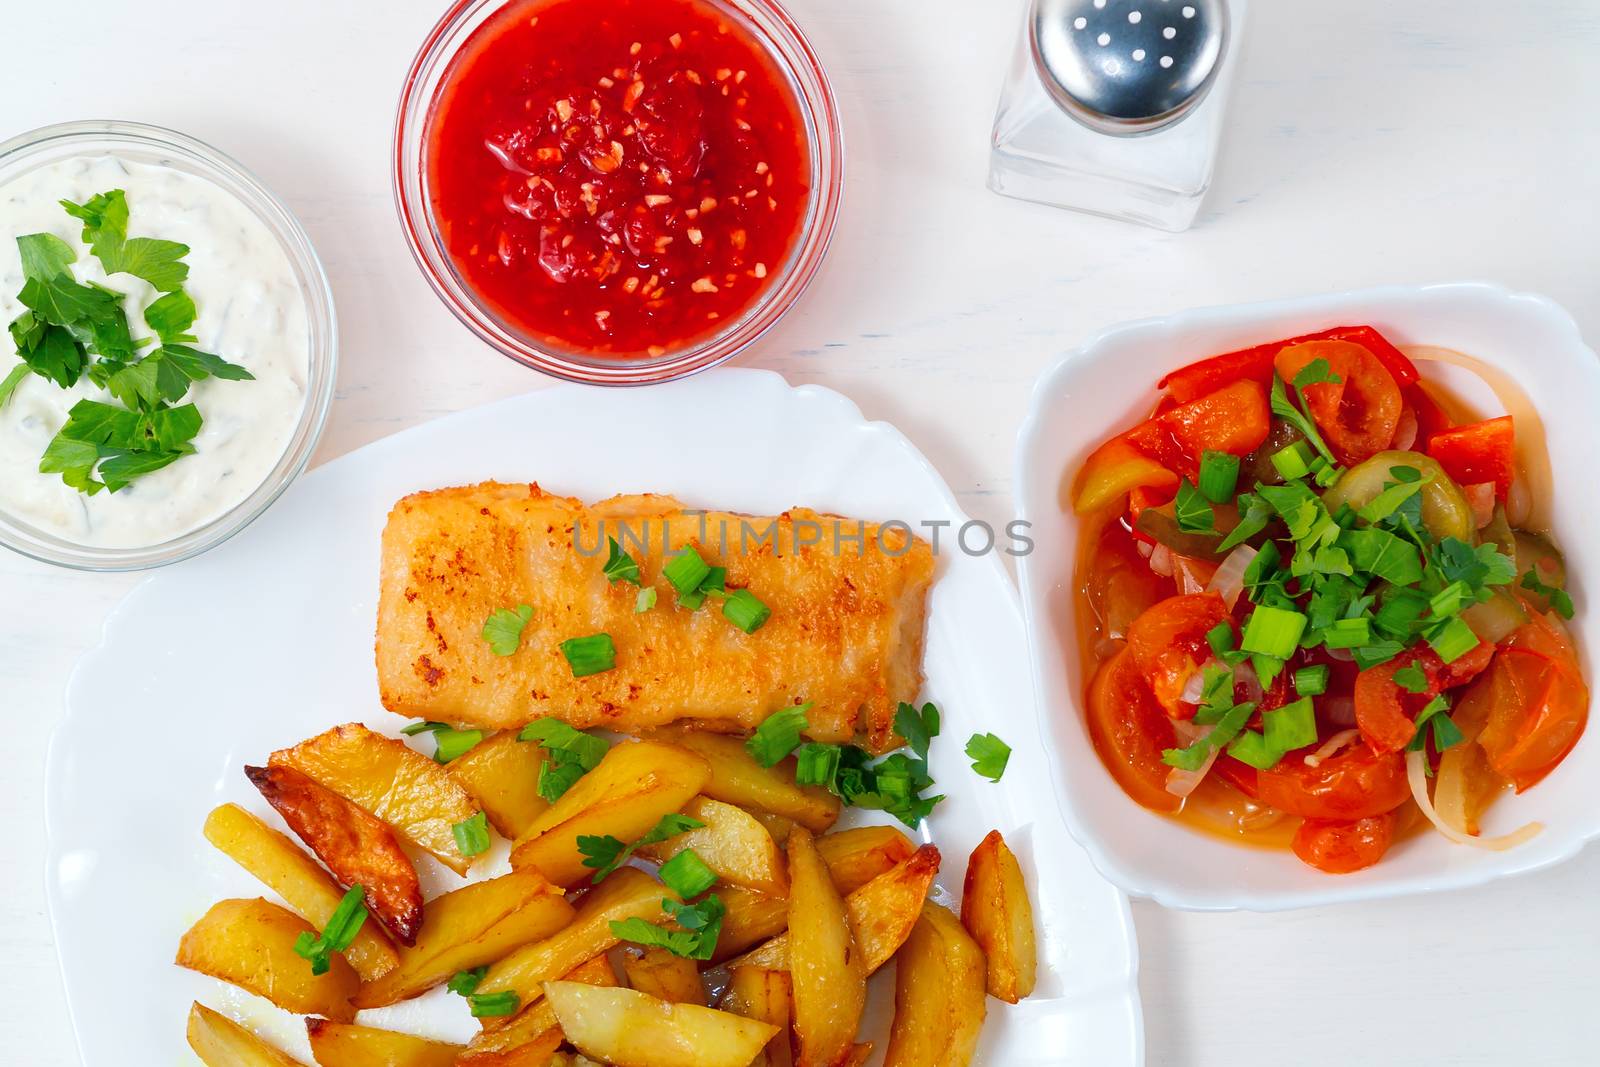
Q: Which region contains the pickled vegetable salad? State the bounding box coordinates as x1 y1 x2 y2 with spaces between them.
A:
1074 327 1586 874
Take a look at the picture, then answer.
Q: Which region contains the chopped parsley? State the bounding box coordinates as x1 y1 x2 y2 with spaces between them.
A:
786 701 946 829
611 894 726 961
578 813 705 884
1521 568 1574 619
481 604 533 656
602 537 642 585
1173 479 1216 533
965 733 1011 781
518 719 609 802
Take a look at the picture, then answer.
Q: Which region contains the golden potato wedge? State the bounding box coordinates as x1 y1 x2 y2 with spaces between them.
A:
271 723 483 876
719 966 793 1067
203 804 399 983
509 741 709 887
621 946 707 1006
731 845 942 976
176 898 358 1021
638 796 788 895
447 731 553 839
815 826 916 892
651 730 840 833
710 826 917 962
787 827 865 1067
960 830 1037 1003
842 1045 874 1067
884 904 986 1067
354 869 575 1008
544 981 780 1067
246 764 424 945
304 1020 461 1066
477 867 680 1029
462 956 618 1062
750 810 798 846
186 1002 307 1067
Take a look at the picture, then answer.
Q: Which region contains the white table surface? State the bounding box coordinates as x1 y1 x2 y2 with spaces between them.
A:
4 1 1596 1063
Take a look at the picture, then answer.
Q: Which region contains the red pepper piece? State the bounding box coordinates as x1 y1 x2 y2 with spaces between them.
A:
1158 324 1421 402
1123 379 1271 478
1427 416 1516 500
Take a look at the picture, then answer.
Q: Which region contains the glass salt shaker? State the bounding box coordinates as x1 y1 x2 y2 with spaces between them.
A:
989 0 1246 231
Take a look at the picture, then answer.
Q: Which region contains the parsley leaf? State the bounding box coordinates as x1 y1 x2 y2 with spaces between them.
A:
481 604 533 656
894 701 940 761
602 537 642 585
1521 569 1575 620
579 813 705 883
518 719 608 802
143 290 198 343
611 894 727 960
0 364 27 409
17 233 75 281
1270 372 1338 466
965 733 1011 781
1174 478 1216 533
1291 358 1343 389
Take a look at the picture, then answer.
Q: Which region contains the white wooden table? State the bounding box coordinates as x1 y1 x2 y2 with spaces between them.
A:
4 1 1596 1063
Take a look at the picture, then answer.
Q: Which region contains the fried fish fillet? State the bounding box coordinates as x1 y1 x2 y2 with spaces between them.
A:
376 483 934 753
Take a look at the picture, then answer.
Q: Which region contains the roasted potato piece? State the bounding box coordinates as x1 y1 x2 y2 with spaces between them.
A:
509 741 709 887
841 1046 874 1067
815 826 916 892
461 956 618 1063
651 730 840 833
731 845 942 976
354 869 575 1008
884 904 987 1067
621 946 707 1005
787 827 866 1067
750 810 798 846
638 796 788 895
719 967 793 1067
246 764 424 945
477 867 680 1029
203 804 400 983
447 730 553 839
304 1020 461 1066
186 1002 307 1067
960 830 1038 1003
271 723 483 876
176 898 358 1021
711 825 918 962
544 981 780 1067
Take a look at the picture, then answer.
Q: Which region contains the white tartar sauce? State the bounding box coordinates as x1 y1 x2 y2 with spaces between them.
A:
0 154 309 548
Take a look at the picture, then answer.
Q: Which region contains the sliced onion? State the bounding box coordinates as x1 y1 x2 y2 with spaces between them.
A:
1179 669 1209 706
1322 694 1356 727
1407 750 1542 850
1464 482 1495 529
1237 803 1288 834
1174 557 1210 595
1233 660 1264 703
1325 646 1356 663
1206 545 1257 610
1303 728 1360 767
1148 543 1174 577
1165 721 1218 798
1136 539 1154 559
1393 405 1419 451
1506 476 1532 527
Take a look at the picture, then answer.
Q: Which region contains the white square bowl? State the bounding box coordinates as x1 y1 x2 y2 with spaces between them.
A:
1013 282 1600 911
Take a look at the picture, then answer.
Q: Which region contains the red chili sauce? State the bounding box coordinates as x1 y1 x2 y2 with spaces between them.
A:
427 0 811 357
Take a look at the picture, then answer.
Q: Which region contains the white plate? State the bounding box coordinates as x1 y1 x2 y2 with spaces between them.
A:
1014 282 1600 912
48 368 1141 1066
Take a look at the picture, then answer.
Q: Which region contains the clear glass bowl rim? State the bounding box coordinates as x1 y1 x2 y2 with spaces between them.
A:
0 119 339 573
392 0 845 386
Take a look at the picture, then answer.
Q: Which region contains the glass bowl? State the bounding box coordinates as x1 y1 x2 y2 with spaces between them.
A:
0 120 338 572
394 0 844 385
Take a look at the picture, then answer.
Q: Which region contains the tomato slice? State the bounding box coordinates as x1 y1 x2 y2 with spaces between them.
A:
1083 522 1173 642
1126 593 1230 718
1158 325 1419 402
1274 339 1402 466
1255 742 1410 820
1474 645 1589 792
1292 813 1397 873
1086 647 1180 813
1353 642 1492 754
1123 379 1271 478
1428 416 1516 500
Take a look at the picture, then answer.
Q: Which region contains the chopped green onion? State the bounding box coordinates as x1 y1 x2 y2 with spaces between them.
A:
401 720 447 736
1174 479 1216 533
1161 702 1254 770
1427 616 1480 664
1428 580 1470 618
602 537 642 585
663 546 712 596
560 633 616 677
1271 440 1314 481
431 727 484 764
447 967 487 996
746 704 811 767
1205 621 1236 656
1240 605 1308 660
1226 729 1281 770
1198 450 1240 504
468 991 520 1018
1263 697 1318 753
452 811 491 857
657 849 718 898
677 566 725 610
1293 664 1329 697
635 587 658 613
1321 616 1372 650
722 588 771 634
1251 653 1285 690
793 742 841 787
1374 589 1429 638
292 885 368 976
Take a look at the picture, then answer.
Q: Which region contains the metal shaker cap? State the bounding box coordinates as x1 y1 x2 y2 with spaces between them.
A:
1031 0 1228 136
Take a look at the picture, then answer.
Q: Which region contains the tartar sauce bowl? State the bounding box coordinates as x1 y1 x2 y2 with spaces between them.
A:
394 0 843 386
1014 283 1600 911
0 121 337 572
